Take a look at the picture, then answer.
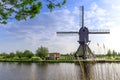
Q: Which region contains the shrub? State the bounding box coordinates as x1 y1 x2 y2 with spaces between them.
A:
115 57 120 60
31 56 42 61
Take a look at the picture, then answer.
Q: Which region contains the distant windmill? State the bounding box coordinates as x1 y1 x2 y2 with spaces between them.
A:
57 6 110 59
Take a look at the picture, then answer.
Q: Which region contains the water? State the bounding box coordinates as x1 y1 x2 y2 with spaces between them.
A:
0 62 119 80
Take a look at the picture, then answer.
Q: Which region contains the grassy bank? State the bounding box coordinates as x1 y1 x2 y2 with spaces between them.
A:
0 54 120 63
0 58 120 63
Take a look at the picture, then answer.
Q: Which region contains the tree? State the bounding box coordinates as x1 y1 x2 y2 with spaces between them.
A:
16 51 23 58
23 50 34 58
0 0 66 24
112 50 117 58
118 52 120 56
107 49 112 57
9 52 15 58
36 46 48 59
0 52 9 58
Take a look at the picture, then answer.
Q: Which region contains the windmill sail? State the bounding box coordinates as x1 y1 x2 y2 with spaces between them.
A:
57 29 110 35
81 6 84 28
89 29 110 34
57 31 78 34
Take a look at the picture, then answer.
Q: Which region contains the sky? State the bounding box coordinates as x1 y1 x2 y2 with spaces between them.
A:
0 0 120 54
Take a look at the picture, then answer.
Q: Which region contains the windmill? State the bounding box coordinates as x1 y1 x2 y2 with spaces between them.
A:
57 6 110 59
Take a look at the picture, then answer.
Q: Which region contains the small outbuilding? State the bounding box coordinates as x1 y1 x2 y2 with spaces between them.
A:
47 53 60 60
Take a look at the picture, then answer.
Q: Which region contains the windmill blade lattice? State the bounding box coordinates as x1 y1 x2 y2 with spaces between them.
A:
89 29 110 34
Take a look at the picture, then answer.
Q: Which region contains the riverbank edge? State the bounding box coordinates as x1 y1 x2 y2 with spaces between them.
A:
0 60 120 63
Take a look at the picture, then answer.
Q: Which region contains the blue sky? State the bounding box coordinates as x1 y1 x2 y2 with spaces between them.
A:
0 0 120 54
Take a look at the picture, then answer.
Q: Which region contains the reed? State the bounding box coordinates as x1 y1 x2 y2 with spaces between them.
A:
76 59 120 80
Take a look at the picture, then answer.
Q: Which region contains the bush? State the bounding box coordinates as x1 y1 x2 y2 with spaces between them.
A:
115 57 120 60
23 50 34 58
31 56 42 61
13 56 20 60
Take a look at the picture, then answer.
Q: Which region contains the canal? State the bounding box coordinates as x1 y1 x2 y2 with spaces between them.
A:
0 62 119 80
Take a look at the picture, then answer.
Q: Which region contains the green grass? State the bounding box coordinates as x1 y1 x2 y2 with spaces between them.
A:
58 55 76 60
96 55 120 60
0 55 120 63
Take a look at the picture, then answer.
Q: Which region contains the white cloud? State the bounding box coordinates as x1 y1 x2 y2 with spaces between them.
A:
72 7 79 15
1 8 79 53
101 0 120 52
85 2 110 29
103 0 120 5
